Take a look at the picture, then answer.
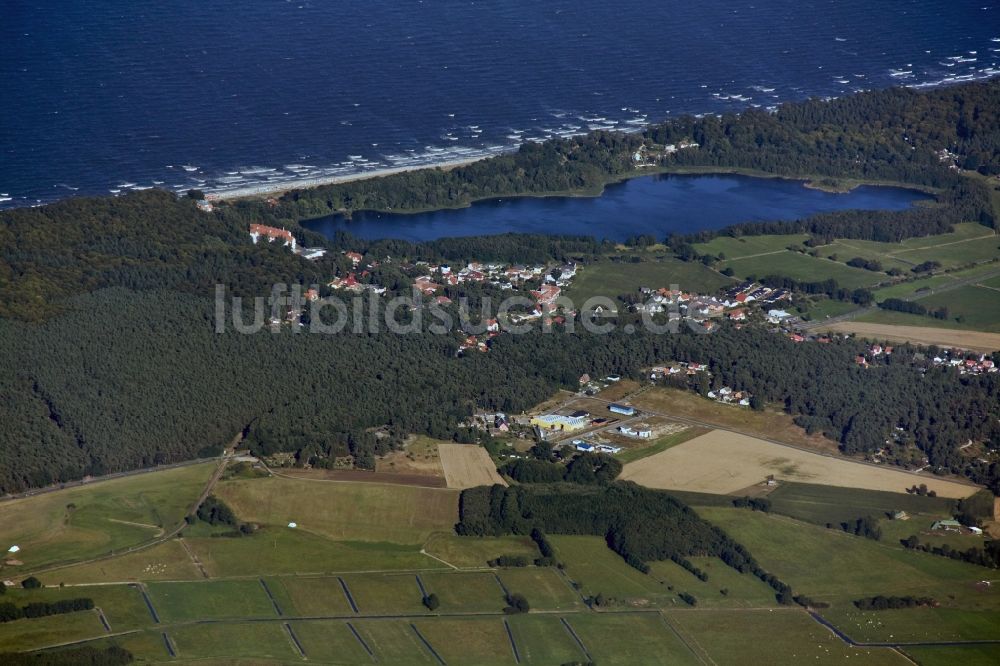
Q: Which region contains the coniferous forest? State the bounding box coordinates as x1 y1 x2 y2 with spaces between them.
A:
1 80 999 494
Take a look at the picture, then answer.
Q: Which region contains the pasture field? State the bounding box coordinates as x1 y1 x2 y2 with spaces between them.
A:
692 233 809 259
0 462 214 571
438 443 507 489
345 572 434 615
45 538 202 584
0 610 107 653
647 556 780 608
3 584 154 633
350 619 440 664
695 508 1000 614
821 605 1000 644
665 609 910 665
548 534 774 610
619 429 977 498
566 612 701 666
721 250 882 289
903 645 1000 666
816 223 999 270
168 621 295 661
147 579 277 622
496 567 583 610
871 273 958 302
184 526 442 577
631 386 839 452
505 614 589 664
421 533 538 568
565 258 732 307
418 571 504 613
412 618 515 666
910 284 1000 332
827 320 1000 352
268 575 359 616
818 241 914 272
800 297 859 321
214 475 459 543
287 620 377 663
550 534 679 606
765 481 956 526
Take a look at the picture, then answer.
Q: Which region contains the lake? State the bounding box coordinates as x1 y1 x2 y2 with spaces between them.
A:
301 173 929 242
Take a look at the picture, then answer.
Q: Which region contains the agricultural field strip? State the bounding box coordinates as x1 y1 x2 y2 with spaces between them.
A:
582 391 979 495
23 604 1000 655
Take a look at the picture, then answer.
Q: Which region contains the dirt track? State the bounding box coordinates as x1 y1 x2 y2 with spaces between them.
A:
438 444 507 489
823 322 1000 353
619 430 978 499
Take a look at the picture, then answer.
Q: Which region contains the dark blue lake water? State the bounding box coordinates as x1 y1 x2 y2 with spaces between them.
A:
2 1 998 209
302 174 929 242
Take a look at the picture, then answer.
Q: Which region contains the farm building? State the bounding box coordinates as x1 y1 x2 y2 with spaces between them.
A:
608 404 636 416
931 519 962 531
530 414 588 432
573 441 622 454
619 426 652 439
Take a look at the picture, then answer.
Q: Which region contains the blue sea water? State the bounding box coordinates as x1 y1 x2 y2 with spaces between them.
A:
302 174 929 242
2 0 998 209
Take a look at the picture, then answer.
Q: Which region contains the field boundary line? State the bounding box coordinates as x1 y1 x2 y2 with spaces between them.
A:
346 621 376 661
658 611 715 666
283 622 306 658
179 538 209 578
559 617 593 662
503 619 521 664
410 623 447 665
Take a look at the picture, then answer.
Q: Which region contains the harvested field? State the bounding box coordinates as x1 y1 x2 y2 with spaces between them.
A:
438 444 506 489
619 430 977 499
824 322 1000 352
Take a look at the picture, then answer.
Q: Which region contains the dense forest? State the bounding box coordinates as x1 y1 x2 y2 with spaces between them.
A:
1 81 999 493
1 285 997 494
457 482 795 602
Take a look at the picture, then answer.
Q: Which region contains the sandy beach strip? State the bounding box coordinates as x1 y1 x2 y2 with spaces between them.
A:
205 155 494 202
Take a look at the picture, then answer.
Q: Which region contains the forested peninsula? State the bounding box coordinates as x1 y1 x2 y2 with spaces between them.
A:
0 80 998 495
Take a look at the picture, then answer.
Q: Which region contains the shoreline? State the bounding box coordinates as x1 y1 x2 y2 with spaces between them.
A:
205 155 502 203
290 164 937 225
